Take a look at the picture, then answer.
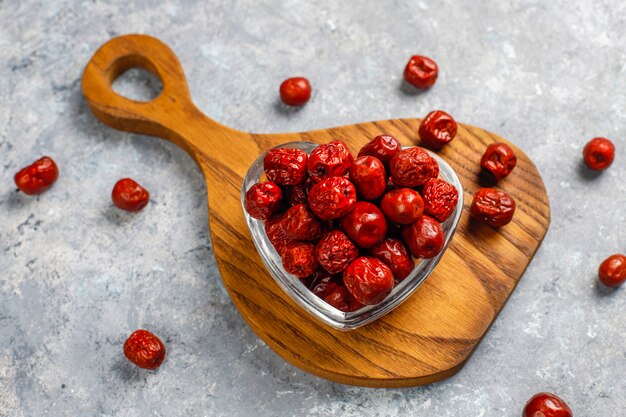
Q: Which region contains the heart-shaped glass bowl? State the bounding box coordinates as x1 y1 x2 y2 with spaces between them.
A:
241 142 463 330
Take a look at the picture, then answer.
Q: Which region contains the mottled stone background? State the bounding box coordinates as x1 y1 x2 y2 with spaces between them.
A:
0 1 624 416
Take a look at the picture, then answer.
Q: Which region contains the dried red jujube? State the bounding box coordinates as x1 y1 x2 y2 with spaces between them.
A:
369 238 414 283
315 230 358 274
244 181 282 220
402 215 444 259
308 176 357 220
357 135 401 166
421 178 458 222
14 156 59 195
389 147 439 187
307 140 354 181
418 110 457 150
281 242 318 278
264 148 308 185
470 188 516 228
281 204 323 241
343 257 395 305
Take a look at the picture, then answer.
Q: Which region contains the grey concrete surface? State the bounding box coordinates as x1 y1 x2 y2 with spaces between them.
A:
1 1 625 416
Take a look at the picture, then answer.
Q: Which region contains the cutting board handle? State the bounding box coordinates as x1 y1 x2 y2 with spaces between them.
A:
82 34 241 156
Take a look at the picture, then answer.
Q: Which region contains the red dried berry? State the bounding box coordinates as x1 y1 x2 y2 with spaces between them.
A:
265 214 290 254
282 182 308 206
403 55 438 89
281 204 322 241
307 140 354 181
598 254 626 287
309 271 339 299
279 77 311 106
244 181 282 220
480 142 517 181
14 156 59 195
369 238 414 283
263 148 308 185
357 135 401 166
418 110 457 150
281 242 318 278
349 156 387 200
380 188 424 224
389 147 439 187
402 215 444 259
522 393 572 417
315 230 358 274
343 257 395 305
340 201 388 249
308 177 357 220
470 188 516 228
112 178 150 212
123 329 166 370
421 178 459 222
583 137 615 171
324 284 363 312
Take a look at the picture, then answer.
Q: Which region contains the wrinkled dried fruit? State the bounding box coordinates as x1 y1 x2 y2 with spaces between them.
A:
112 178 151 212
349 156 387 200
281 242 318 278
123 329 166 370
309 270 339 299
308 176 357 220
281 204 323 241
598 254 626 287
307 140 354 181
470 188 515 228
357 135 401 166
343 257 395 305
480 142 517 181
389 147 439 187
421 178 459 222
244 181 282 220
264 148 308 185
14 156 59 195
279 77 311 106
369 238 414 283
265 214 290 254
316 230 358 274
404 55 438 89
583 137 615 171
324 284 364 312
340 201 388 249
402 215 444 259
522 393 572 417
380 188 424 224
418 110 457 150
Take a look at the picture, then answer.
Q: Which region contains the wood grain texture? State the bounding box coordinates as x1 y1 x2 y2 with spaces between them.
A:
82 34 550 387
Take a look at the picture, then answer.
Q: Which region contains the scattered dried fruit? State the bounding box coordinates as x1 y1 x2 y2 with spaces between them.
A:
279 77 311 106
418 110 457 150
14 156 59 195
480 142 517 181
123 329 166 370
583 137 615 171
404 55 438 89
112 178 150 212
522 393 572 417
470 188 516 228
598 254 626 287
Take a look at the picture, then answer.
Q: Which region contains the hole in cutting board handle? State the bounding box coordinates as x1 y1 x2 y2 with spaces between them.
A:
112 68 163 102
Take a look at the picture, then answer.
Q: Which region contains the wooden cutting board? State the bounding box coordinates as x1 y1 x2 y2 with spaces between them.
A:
82 34 550 387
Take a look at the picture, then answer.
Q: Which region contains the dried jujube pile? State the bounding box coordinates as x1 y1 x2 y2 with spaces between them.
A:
244 135 459 312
